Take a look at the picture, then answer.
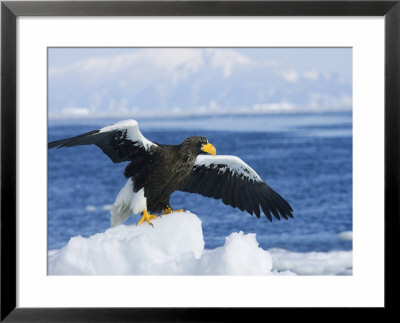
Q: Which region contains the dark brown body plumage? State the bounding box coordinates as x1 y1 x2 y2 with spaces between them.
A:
124 137 206 213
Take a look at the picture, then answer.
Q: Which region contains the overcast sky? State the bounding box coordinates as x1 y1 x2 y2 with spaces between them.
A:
48 47 352 119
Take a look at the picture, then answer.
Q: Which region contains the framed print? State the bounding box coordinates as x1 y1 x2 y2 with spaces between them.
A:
1 0 399 321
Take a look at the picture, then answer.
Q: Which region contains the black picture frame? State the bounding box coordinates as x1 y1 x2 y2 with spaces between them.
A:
1 0 399 321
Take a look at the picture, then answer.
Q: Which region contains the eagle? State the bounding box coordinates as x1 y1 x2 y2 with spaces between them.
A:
48 119 293 227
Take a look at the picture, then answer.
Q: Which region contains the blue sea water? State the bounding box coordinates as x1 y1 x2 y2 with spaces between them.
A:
48 111 352 253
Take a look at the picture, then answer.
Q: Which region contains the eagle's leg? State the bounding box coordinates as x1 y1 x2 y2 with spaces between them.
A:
137 210 157 226
162 207 184 215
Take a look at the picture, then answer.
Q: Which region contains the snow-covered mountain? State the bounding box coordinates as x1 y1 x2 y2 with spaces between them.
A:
48 48 352 119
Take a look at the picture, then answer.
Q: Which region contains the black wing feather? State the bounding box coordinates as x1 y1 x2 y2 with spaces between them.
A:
221 172 234 207
179 156 293 221
48 121 156 164
231 175 244 211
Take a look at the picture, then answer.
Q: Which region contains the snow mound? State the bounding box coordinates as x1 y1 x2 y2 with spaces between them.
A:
268 248 353 275
192 231 273 275
48 211 353 276
48 212 273 275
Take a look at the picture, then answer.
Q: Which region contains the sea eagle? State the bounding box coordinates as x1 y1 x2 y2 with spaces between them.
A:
48 119 293 227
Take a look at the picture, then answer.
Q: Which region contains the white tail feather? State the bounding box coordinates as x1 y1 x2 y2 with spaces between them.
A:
111 202 132 227
110 179 147 227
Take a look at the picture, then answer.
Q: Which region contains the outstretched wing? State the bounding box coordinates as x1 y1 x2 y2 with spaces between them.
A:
179 155 293 221
48 119 157 163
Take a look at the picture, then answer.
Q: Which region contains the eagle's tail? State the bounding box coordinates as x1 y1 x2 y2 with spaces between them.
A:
110 178 148 227
110 179 135 227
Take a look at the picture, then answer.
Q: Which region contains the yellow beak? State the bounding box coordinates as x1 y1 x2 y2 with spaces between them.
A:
201 143 217 156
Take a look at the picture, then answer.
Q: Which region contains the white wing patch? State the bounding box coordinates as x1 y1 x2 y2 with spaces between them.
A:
99 119 156 151
194 155 262 182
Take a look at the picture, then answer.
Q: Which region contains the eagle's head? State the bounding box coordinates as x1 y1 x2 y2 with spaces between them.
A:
181 136 217 157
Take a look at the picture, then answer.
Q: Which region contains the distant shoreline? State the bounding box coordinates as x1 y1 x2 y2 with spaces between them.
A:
48 109 352 126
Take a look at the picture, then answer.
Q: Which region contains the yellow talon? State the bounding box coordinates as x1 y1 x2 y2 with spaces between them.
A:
162 207 184 215
162 207 173 215
137 210 157 226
